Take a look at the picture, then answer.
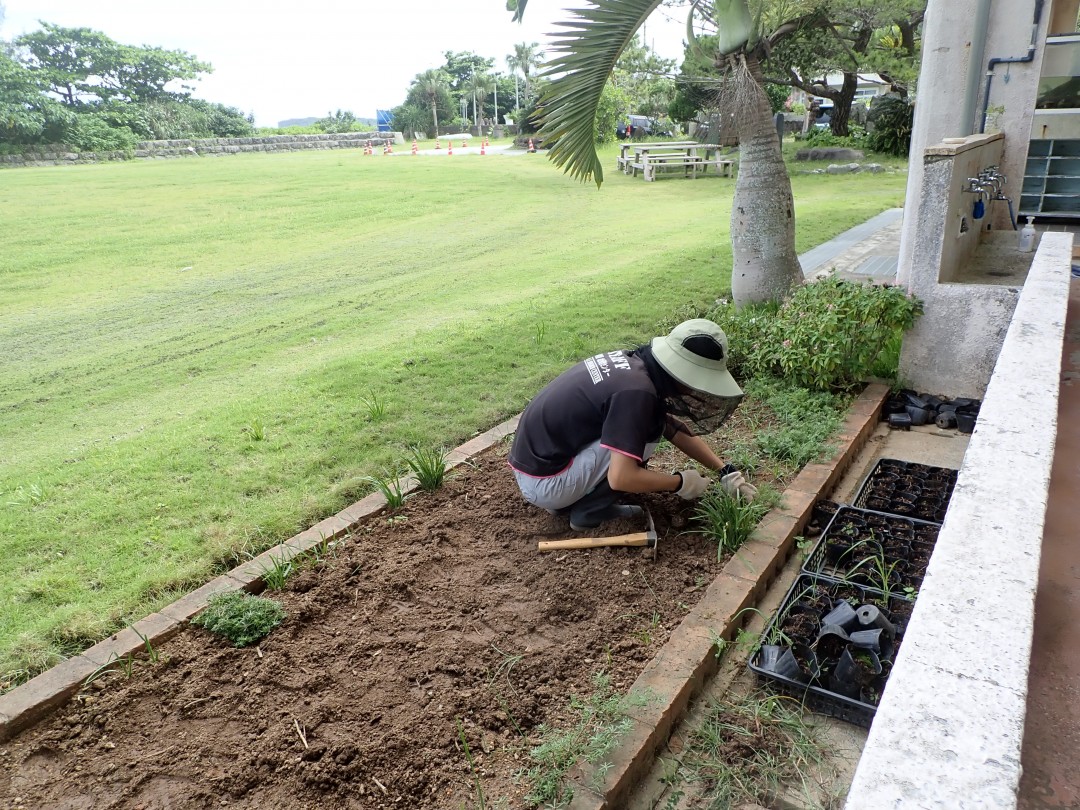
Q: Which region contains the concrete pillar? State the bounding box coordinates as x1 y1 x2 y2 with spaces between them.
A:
898 0 1052 285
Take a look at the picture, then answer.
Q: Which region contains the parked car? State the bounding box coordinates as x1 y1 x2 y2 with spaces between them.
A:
617 115 674 139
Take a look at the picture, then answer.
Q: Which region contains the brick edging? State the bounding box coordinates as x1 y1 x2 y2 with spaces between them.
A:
0 415 521 743
565 383 889 810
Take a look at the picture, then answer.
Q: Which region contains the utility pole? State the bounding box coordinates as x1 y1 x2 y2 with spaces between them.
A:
493 73 499 126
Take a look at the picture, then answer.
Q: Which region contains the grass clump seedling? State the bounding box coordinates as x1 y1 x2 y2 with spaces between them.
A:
692 489 771 559
192 590 285 647
363 470 410 511
241 417 266 441
259 551 295 590
360 390 387 422
405 445 449 491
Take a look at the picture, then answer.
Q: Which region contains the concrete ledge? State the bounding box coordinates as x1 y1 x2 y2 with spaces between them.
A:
846 232 1075 808
0 416 521 744
568 383 888 810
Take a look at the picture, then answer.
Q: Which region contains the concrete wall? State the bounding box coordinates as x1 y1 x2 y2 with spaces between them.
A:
846 231 1074 810
898 0 1052 283
898 134 1021 398
0 131 405 169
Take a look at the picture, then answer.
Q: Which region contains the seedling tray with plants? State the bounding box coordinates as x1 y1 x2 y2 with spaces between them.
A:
802 505 941 599
748 574 914 727
852 458 958 524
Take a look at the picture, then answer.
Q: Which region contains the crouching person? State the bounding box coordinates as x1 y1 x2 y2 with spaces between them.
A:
508 319 757 532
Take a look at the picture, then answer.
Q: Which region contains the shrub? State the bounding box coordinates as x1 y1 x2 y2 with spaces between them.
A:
800 125 868 149
192 591 285 647
67 114 138 153
708 277 923 391
867 96 913 156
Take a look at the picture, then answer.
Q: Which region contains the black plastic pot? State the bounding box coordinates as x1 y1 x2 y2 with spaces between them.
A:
856 604 896 639
757 645 803 680
830 647 883 698
935 411 958 429
906 405 930 426
821 599 859 631
889 412 913 430
792 642 822 680
814 624 851 660
956 412 977 434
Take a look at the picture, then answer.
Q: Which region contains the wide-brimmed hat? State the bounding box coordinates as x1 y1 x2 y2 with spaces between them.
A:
650 319 743 398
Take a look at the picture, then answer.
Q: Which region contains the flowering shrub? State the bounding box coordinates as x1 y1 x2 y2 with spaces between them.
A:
708 276 923 391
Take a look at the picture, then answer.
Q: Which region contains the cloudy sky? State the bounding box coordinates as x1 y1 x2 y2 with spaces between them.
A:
2 0 688 127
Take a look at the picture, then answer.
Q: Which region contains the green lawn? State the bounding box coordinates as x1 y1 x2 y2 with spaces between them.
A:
0 143 906 686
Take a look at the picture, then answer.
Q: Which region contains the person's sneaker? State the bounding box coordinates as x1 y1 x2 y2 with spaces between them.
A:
569 504 643 532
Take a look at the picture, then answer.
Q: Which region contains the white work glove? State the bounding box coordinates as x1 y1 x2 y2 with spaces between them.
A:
720 470 758 502
675 469 711 500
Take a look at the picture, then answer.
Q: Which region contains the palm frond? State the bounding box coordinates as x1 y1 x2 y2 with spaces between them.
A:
535 0 664 186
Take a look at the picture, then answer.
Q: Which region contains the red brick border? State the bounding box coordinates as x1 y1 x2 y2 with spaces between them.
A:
567 383 888 810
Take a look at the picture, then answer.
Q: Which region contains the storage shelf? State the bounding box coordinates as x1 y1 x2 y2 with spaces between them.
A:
1021 139 1080 219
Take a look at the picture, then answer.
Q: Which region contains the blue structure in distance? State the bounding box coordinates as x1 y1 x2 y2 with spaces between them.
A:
376 110 392 132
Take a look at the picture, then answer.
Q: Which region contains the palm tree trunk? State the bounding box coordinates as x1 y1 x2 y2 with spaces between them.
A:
431 102 438 137
729 52 803 307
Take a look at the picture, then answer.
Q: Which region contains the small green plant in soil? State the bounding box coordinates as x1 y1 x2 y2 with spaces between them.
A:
191 591 286 647
363 470 410 511
456 717 487 810
661 692 828 808
691 489 770 560
520 671 643 808
259 551 295 590
405 445 449 491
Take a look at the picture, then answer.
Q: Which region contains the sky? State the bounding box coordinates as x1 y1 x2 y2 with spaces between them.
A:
1 0 689 127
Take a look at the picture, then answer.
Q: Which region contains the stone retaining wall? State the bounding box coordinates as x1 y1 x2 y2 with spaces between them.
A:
0 131 405 168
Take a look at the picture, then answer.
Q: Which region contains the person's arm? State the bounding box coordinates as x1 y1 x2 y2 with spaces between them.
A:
669 430 727 472
606 451 681 494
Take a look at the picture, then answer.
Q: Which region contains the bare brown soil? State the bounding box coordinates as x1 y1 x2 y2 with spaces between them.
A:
0 437 789 810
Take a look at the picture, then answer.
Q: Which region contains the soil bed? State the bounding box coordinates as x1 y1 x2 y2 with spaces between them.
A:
0 435 789 809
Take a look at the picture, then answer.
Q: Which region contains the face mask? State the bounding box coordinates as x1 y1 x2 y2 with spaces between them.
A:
664 390 744 435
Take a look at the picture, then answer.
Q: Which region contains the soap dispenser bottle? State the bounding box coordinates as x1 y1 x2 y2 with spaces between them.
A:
1019 217 1036 252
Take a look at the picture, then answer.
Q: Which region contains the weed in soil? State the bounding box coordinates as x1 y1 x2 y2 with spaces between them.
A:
191 590 286 647
661 692 830 809
520 671 645 808
406 445 450 491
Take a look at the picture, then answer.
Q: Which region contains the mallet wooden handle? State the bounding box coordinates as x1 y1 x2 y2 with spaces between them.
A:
537 532 653 551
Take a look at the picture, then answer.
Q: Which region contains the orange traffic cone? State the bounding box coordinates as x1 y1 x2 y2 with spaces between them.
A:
386 141 393 154
448 141 453 156
436 137 441 149
462 138 467 149
411 140 418 155
527 138 535 153
480 141 486 155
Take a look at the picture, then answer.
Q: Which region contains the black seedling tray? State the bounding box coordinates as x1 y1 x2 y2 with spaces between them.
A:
748 574 914 728
852 458 958 524
802 505 940 597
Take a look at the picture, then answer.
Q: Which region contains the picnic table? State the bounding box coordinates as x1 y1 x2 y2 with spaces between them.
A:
616 141 699 172
621 143 734 182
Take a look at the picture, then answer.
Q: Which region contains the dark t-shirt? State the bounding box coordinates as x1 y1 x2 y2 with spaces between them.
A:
509 350 675 477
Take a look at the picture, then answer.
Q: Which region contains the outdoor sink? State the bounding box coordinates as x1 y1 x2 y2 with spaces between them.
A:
953 229 1037 285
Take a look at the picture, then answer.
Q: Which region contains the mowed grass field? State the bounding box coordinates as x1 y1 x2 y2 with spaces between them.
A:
0 143 906 686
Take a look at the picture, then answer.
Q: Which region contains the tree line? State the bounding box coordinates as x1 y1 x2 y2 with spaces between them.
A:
0 19 253 152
